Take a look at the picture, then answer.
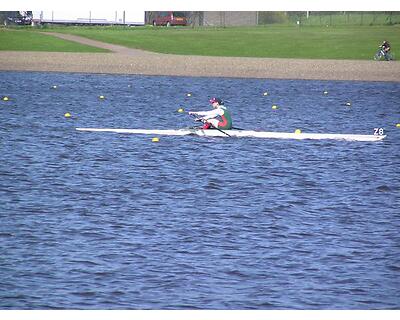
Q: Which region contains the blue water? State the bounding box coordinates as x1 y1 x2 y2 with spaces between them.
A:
1 71 399 309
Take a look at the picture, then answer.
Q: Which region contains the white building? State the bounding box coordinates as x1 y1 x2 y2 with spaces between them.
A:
32 10 145 26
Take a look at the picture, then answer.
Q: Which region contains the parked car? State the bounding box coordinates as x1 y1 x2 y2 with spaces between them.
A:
152 12 187 27
3 11 32 26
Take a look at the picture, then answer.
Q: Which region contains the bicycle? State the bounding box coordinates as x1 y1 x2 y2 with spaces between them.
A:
374 47 395 61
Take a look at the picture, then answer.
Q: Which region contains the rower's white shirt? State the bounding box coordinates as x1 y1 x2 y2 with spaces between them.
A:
196 106 225 120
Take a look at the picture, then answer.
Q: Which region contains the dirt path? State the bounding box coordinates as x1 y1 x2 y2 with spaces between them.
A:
44 32 158 56
0 32 399 82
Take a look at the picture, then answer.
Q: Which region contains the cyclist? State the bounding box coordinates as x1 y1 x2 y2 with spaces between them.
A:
380 40 391 61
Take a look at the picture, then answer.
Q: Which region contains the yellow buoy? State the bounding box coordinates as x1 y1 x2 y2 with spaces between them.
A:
99 95 105 100
152 137 160 143
272 105 278 110
2 96 9 101
64 112 72 118
294 129 302 134
177 108 185 113
396 123 400 128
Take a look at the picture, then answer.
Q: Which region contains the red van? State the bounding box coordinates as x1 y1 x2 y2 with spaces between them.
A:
152 12 187 27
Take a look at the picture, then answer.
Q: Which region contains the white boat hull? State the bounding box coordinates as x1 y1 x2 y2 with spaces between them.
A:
76 128 386 142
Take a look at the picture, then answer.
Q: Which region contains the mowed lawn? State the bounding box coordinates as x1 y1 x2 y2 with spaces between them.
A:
0 28 108 52
2 25 400 59
42 25 400 59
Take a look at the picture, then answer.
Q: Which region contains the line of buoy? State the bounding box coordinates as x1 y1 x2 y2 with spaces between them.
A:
63 93 108 122
57 86 398 144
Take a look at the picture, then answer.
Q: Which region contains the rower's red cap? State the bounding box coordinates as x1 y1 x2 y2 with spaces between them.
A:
209 97 223 104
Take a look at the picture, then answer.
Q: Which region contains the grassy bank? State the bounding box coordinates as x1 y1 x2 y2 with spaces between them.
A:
40 25 400 59
2 25 399 59
0 28 108 52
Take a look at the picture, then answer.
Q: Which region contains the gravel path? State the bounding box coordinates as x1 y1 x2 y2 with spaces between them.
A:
0 32 399 82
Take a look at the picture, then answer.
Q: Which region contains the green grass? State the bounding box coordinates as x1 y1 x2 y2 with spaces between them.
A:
2 25 400 60
0 28 109 52
41 25 400 60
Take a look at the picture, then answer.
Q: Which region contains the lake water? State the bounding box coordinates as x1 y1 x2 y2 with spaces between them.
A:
0 71 399 309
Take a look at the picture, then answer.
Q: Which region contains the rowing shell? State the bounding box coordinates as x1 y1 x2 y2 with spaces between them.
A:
76 127 386 142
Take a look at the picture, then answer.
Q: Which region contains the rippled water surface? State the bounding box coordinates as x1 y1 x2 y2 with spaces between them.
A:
1 71 399 309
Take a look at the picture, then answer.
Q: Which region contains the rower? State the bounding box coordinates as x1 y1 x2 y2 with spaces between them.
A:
188 97 232 130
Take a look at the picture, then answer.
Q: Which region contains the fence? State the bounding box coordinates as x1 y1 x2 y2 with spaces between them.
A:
259 12 400 26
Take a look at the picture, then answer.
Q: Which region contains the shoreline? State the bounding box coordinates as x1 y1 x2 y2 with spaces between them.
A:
0 33 399 82
1 51 399 82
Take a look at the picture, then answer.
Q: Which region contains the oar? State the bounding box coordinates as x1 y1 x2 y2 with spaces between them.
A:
188 112 231 137
207 121 231 137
